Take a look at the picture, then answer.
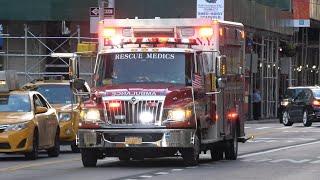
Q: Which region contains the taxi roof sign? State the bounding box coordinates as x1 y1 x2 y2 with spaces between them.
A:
0 71 19 93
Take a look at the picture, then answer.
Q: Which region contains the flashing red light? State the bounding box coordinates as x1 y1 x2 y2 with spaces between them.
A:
108 102 121 108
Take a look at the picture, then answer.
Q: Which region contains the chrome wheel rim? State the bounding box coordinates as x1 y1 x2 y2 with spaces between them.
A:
283 112 289 124
303 111 307 124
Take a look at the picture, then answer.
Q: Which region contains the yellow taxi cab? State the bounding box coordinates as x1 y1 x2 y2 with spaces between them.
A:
0 71 60 160
22 77 83 153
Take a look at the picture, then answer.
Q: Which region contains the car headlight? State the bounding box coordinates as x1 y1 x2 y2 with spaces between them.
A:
139 111 154 124
165 109 192 122
81 109 101 123
59 112 72 122
5 122 29 132
281 101 289 106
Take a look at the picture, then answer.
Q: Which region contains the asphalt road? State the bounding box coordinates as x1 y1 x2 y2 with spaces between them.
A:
1 122 320 180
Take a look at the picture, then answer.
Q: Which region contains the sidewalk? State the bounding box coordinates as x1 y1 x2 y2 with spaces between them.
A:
246 118 279 124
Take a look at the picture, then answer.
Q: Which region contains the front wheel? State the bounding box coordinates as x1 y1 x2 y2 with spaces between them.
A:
302 110 312 127
181 134 200 166
47 129 60 157
282 111 293 126
81 149 98 167
25 130 39 160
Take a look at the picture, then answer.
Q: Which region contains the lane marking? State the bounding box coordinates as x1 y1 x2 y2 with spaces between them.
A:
171 169 184 171
0 157 80 172
276 127 291 130
256 127 271 130
245 126 251 129
270 159 311 164
239 140 320 158
139 175 153 178
310 160 320 164
154 172 169 175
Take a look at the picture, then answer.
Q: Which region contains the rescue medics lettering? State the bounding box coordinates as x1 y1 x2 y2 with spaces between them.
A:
114 53 175 60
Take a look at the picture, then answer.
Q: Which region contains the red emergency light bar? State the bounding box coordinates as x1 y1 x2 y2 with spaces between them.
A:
104 37 198 46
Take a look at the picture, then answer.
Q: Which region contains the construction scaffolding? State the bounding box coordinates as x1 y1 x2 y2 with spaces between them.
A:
249 34 280 119
0 23 97 86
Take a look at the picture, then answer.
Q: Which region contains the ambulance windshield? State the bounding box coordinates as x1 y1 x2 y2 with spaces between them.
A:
0 94 31 112
95 52 194 86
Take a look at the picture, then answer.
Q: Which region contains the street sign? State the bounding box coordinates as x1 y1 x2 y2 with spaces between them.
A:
90 7 115 17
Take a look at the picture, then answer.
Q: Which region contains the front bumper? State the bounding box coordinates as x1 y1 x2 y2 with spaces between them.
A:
78 129 196 148
0 128 33 153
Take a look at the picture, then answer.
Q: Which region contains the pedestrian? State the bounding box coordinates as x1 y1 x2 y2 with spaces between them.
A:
253 88 261 120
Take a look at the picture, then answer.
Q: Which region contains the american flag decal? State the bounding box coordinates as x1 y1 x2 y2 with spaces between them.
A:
192 73 203 88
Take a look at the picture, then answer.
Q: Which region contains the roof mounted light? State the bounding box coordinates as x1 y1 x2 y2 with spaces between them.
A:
199 27 214 38
103 28 116 38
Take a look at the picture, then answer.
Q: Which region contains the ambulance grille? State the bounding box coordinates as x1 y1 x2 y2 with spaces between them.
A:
104 100 164 125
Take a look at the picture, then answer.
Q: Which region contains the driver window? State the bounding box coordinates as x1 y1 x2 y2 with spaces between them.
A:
295 90 307 102
185 53 195 85
33 95 46 109
37 95 49 108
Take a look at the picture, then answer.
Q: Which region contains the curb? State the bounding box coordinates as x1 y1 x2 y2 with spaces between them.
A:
245 119 279 124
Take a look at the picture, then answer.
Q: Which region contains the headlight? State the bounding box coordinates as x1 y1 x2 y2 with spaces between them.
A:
281 101 289 106
165 109 192 121
81 109 101 122
139 111 154 124
59 112 72 121
5 122 29 132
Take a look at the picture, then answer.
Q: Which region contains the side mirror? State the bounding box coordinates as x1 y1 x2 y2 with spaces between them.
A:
217 78 226 88
71 78 90 96
35 107 48 114
69 57 79 79
216 55 227 77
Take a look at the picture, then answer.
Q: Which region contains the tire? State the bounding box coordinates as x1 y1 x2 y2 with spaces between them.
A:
47 129 60 157
25 130 39 160
282 111 293 126
210 149 223 161
181 134 200 166
302 110 312 127
225 127 238 160
71 140 80 153
81 149 98 167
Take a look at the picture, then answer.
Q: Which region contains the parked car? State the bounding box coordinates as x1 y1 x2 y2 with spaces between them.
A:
280 86 320 126
22 78 86 153
0 91 60 159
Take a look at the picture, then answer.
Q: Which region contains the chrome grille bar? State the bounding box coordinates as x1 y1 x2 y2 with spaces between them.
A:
104 98 164 125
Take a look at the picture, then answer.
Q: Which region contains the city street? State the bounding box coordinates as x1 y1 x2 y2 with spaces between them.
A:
0 122 320 180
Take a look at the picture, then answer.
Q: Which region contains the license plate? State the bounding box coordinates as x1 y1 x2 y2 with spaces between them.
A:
125 137 142 145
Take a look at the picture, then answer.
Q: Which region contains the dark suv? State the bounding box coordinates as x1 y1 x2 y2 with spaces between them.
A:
280 86 320 126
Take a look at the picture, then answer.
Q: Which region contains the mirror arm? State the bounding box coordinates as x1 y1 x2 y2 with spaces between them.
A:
206 90 221 95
